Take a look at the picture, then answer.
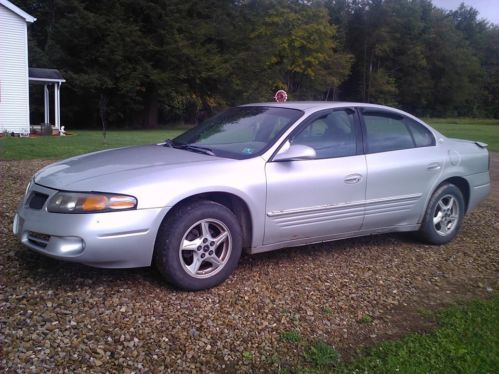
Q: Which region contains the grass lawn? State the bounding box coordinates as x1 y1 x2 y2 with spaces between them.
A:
0 118 497 160
335 295 499 373
282 295 498 372
0 129 184 160
426 118 499 153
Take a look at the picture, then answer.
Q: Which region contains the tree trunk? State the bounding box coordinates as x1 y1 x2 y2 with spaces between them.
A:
367 52 374 102
99 94 108 141
142 91 159 128
362 40 368 101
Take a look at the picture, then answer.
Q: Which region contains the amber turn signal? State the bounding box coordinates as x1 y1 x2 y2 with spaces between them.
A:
82 195 108 211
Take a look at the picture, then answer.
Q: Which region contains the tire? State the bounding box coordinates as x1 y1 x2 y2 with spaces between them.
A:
417 183 465 245
154 200 242 291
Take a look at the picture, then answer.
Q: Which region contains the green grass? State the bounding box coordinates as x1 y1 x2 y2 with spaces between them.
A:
422 117 499 126
425 118 499 152
322 306 333 315
242 351 253 362
280 330 302 343
358 313 373 324
0 129 184 160
304 340 340 368
334 295 499 373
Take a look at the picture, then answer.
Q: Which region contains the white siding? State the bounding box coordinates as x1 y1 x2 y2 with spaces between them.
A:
0 4 30 133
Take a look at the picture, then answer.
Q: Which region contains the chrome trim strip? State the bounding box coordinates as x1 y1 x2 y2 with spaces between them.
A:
277 212 365 228
98 229 150 239
267 193 422 217
274 206 364 222
473 183 490 189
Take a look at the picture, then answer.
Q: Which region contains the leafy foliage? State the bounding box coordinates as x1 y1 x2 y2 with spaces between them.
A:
14 0 499 128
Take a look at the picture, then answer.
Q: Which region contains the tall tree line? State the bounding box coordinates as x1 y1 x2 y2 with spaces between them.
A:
15 0 499 128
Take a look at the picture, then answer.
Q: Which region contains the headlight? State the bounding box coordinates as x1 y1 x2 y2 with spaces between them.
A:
47 192 137 213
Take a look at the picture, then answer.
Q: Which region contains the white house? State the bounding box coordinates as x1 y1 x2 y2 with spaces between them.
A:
0 0 65 135
0 0 35 134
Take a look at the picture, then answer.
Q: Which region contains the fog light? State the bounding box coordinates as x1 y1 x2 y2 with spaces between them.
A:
50 236 85 255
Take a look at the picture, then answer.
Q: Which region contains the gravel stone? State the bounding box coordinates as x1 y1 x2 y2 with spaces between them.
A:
0 157 498 371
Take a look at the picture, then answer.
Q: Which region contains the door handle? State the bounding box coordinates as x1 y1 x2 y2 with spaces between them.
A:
427 162 441 171
344 174 362 184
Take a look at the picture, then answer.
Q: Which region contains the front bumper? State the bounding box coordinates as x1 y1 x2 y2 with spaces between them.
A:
13 184 169 268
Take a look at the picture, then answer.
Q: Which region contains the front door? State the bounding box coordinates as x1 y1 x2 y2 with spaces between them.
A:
264 108 367 245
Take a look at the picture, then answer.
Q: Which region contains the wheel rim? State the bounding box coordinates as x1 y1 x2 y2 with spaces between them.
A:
433 194 459 236
178 218 232 279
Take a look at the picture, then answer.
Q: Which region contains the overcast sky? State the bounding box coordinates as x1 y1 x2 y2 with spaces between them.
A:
432 0 499 25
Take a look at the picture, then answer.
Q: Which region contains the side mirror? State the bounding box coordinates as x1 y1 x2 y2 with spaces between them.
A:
273 143 316 162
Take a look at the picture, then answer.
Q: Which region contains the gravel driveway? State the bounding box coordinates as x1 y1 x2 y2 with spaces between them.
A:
1 156 498 372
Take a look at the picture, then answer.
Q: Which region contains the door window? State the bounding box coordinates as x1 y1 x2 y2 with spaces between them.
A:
291 109 357 159
363 111 414 153
363 110 435 153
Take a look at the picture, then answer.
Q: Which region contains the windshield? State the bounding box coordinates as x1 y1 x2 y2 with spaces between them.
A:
173 106 304 159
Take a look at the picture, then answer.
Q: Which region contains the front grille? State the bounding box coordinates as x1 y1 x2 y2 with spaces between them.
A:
27 231 51 249
27 192 49 210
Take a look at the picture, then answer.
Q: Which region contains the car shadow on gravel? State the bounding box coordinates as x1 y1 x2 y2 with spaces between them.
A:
13 246 174 291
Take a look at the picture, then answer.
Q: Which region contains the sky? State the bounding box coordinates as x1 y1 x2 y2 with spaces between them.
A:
432 0 499 25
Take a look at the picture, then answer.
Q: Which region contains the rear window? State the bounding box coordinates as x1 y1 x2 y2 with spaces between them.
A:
405 118 435 147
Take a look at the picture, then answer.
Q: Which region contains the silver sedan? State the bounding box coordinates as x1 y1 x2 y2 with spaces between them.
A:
13 102 491 290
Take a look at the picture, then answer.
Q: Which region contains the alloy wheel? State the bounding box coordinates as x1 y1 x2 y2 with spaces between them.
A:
178 218 232 278
433 194 460 236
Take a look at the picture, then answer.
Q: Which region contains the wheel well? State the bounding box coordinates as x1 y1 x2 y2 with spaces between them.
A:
164 193 253 249
440 177 470 212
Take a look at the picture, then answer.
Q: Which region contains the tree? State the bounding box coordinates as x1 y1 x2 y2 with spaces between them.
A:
14 0 499 126
231 0 352 102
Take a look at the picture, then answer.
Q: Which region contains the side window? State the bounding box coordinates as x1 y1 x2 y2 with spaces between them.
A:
405 118 435 147
291 109 357 159
363 111 415 153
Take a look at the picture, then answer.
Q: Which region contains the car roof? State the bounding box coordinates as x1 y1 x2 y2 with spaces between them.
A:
242 101 398 112
241 101 441 136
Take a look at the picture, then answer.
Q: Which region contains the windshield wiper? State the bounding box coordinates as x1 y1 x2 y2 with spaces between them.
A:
176 144 215 156
163 139 178 147
164 139 215 156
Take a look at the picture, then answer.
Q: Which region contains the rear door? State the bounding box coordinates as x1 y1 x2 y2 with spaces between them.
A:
264 108 367 245
360 108 444 230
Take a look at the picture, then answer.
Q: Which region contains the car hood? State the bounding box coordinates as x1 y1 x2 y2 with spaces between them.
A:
35 144 219 190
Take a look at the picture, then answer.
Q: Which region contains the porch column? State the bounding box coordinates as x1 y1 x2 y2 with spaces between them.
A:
44 84 50 123
54 83 61 129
